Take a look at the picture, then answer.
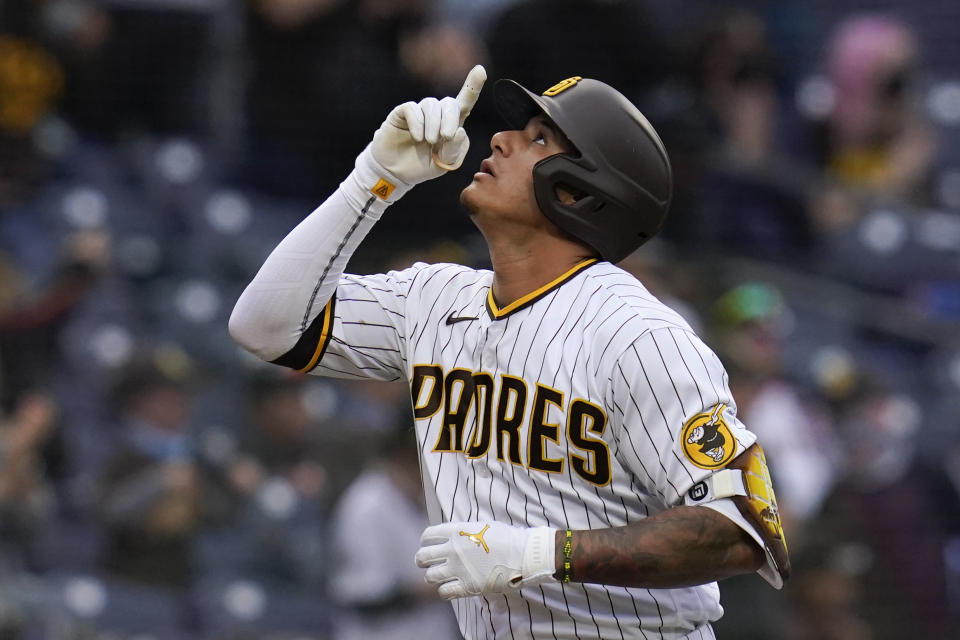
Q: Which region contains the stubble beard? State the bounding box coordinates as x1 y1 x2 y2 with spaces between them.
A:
459 184 480 217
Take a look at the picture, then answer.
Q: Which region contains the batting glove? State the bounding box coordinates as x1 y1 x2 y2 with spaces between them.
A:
364 64 486 189
415 521 557 600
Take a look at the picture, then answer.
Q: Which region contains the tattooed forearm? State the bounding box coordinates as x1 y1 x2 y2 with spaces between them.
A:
553 506 764 588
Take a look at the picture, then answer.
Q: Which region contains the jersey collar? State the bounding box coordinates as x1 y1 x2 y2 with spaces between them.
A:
485 258 599 320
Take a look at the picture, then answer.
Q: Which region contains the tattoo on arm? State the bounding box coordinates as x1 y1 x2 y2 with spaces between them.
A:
553 506 764 589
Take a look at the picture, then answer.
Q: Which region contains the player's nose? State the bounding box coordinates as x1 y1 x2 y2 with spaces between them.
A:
490 130 515 156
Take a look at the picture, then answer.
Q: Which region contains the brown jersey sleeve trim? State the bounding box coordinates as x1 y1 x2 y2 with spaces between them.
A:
272 294 337 372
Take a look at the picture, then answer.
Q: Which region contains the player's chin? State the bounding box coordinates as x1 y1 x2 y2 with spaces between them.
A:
459 182 482 216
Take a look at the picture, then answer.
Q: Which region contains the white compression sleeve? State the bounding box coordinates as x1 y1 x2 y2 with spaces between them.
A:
229 147 411 361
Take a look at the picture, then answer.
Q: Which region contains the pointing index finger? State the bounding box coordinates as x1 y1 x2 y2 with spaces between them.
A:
456 64 487 125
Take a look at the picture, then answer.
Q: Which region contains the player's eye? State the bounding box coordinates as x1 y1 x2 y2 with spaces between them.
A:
533 131 547 146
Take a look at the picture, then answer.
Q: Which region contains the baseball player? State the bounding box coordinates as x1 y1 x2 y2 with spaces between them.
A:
230 65 790 639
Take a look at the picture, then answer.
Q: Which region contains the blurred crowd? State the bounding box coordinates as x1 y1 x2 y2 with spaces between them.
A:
1 0 960 638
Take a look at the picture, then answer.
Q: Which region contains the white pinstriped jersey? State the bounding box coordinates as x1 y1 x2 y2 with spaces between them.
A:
293 257 757 640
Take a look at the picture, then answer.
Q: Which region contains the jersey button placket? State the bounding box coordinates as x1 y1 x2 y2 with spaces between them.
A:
472 308 500 477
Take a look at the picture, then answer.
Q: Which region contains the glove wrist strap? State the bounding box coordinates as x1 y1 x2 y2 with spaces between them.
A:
520 527 558 586
341 146 414 215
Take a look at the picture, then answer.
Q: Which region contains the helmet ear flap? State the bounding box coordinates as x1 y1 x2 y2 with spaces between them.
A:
533 155 611 258
532 153 659 262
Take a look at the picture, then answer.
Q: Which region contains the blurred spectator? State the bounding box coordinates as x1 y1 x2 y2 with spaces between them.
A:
329 421 458 640
680 6 818 258
0 229 111 409
798 16 954 305
244 0 353 195
312 376 413 498
379 15 492 245
785 542 873 640
95 354 233 588
811 14 937 208
245 0 441 198
246 0 489 241
0 2 64 209
234 373 326 499
802 382 960 639
486 0 672 104
214 371 329 588
0 392 59 571
48 0 219 139
0 2 65 132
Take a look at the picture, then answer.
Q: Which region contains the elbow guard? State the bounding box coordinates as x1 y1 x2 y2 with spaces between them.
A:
685 443 790 583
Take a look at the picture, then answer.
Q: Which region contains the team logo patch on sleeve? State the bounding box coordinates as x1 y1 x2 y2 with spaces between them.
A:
681 403 737 469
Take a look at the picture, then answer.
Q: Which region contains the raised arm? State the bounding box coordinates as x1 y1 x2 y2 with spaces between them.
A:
229 66 486 362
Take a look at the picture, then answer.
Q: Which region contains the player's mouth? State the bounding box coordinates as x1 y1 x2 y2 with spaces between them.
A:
478 159 496 177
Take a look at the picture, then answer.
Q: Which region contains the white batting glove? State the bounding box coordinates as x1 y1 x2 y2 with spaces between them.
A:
368 64 486 187
415 521 557 600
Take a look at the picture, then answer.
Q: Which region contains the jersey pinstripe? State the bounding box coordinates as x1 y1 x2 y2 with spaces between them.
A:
287 258 756 639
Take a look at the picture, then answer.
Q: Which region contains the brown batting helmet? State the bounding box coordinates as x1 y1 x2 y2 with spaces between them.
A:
493 76 673 262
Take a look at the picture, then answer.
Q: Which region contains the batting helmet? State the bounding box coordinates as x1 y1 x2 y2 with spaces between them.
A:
493 76 672 263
